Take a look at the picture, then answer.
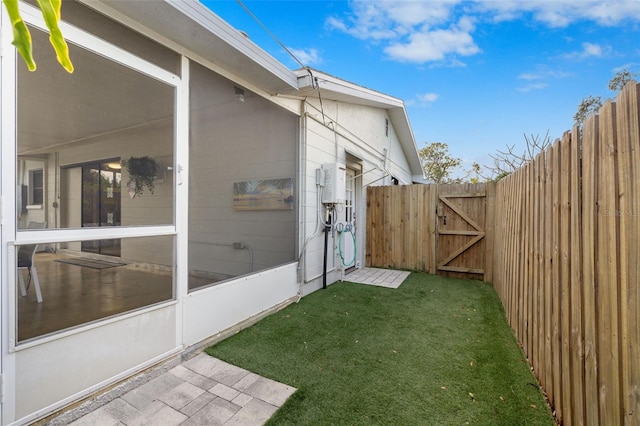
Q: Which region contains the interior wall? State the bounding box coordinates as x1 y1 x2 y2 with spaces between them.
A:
188 62 298 283
53 120 174 265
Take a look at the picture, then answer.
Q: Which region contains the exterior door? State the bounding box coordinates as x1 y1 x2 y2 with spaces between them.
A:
81 161 122 256
341 168 357 270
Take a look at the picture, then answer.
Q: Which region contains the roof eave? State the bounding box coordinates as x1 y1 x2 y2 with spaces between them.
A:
94 0 298 94
388 106 425 177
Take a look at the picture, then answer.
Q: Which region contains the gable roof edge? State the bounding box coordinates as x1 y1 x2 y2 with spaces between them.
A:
292 69 423 177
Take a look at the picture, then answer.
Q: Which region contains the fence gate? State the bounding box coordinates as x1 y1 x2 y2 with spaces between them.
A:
435 188 487 280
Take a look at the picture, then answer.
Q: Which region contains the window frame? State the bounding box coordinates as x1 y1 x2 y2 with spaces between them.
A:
28 168 44 206
3 1 190 351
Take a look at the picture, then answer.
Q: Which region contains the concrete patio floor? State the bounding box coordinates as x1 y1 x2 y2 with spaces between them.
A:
45 354 296 426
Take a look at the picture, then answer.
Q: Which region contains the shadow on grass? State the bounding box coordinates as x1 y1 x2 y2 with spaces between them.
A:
206 272 554 425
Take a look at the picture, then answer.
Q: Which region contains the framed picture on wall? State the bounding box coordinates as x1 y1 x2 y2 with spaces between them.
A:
233 178 294 211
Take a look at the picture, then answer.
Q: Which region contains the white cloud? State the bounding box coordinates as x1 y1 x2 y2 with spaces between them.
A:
288 47 322 66
519 72 541 81
325 0 640 65
612 63 639 73
517 65 571 92
518 67 572 81
563 42 612 60
325 16 348 33
583 42 604 57
418 93 439 103
382 0 461 27
517 82 549 92
385 22 480 62
326 0 476 64
476 1 640 27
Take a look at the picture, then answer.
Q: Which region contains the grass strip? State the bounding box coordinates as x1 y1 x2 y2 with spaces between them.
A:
206 272 554 425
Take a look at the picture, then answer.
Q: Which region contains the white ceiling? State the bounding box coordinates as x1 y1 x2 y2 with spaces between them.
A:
17 28 173 155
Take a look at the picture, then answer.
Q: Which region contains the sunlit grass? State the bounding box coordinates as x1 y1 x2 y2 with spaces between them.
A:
206 272 554 425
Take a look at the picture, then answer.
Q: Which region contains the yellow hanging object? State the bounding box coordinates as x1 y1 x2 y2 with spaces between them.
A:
3 0 36 71
2 0 73 73
36 0 73 73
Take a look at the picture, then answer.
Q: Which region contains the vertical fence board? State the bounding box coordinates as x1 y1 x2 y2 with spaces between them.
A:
429 185 438 274
531 155 540 373
507 172 518 329
384 185 393 267
570 124 586 425
520 165 529 353
516 170 525 334
525 162 533 358
631 85 640 426
582 112 601 425
509 174 520 328
365 186 374 267
551 141 563 420
616 82 640 426
597 100 622 426
411 185 422 271
537 145 560 407
484 182 496 283
560 133 573 424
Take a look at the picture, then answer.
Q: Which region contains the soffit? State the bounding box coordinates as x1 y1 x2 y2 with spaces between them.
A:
96 0 298 94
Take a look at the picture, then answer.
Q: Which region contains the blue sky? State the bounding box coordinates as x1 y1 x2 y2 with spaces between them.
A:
202 0 640 175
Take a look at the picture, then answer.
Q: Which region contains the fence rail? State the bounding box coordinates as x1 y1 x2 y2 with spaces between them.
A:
366 81 640 425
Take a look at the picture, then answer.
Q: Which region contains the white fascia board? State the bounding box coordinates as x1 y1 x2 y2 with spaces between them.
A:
295 70 403 109
96 0 298 94
388 107 424 178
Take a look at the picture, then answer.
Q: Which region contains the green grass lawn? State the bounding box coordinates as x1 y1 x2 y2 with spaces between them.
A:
206 272 555 425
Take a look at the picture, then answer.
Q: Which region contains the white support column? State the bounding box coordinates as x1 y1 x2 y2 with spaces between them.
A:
175 56 190 349
1 3 19 422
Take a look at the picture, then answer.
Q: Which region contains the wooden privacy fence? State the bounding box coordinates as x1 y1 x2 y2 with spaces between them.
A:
366 81 640 425
493 82 640 426
366 182 495 281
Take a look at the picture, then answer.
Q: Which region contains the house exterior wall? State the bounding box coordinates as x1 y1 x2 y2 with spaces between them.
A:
299 99 414 294
183 263 298 346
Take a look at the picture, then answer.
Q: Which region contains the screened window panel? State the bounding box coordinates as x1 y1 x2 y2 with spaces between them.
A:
17 27 175 231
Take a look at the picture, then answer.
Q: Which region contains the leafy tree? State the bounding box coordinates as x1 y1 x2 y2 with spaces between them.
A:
608 68 638 91
574 68 637 125
573 95 602 126
2 0 73 72
419 142 463 184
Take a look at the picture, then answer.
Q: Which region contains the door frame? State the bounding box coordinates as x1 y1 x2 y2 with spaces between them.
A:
78 159 123 257
340 167 358 271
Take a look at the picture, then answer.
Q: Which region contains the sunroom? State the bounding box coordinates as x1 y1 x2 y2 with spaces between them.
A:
2 1 301 423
